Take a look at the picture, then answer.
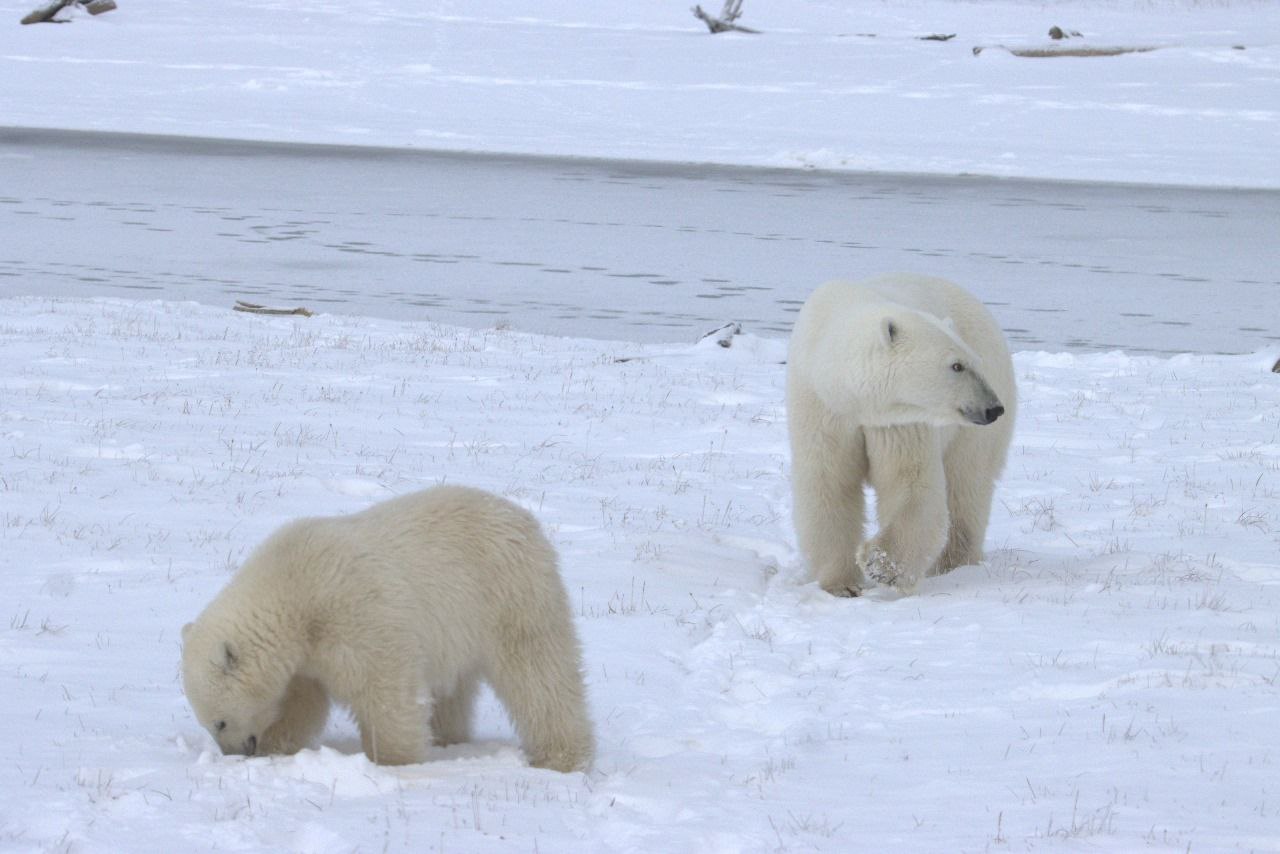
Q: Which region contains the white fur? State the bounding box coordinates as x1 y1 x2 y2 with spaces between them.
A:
786 274 1016 595
181 485 594 772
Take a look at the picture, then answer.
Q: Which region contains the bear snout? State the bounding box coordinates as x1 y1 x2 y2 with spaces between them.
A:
961 403 1005 426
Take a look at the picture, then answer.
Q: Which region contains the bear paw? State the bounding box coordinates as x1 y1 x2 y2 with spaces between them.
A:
858 544 917 593
819 580 863 598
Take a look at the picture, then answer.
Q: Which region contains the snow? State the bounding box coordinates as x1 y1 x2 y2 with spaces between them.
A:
3 0 1280 850
3 297 1279 851
2 0 1277 187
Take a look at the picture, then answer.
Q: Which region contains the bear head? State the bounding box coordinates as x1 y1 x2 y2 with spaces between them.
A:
829 306 1006 428
181 617 290 757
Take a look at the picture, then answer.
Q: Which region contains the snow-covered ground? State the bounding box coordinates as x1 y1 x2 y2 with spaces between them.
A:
4 0 1280 850
2 297 1279 851
3 0 1279 187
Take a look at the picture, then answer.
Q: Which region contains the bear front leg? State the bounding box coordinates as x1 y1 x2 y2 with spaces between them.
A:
863 426 949 592
789 403 868 597
351 672 430 766
260 675 329 755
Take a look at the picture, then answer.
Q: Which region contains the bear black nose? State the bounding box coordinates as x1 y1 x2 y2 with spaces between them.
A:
984 405 1005 424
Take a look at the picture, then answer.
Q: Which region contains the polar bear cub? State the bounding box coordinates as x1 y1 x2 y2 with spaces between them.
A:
787 273 1016 595
181 485 594 772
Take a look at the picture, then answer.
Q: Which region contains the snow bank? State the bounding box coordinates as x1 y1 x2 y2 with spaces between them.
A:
3 1 1278 186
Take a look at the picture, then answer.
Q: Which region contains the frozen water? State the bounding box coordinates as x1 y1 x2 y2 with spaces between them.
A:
3 129 1277 354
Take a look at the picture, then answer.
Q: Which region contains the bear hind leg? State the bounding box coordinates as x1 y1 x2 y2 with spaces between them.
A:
430 674 478 747
487 622 593 773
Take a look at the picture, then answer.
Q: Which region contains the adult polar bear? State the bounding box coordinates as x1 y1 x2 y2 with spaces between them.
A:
181 485 594 772
787 274 1015 596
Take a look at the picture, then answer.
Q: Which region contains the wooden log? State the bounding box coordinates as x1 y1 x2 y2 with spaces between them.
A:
21 0 114 22
233 300 314 317
21 0 73 24
973 44 1159 58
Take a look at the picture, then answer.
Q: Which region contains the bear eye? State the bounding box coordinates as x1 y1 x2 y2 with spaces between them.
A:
951 362 965 373
215 720 227 732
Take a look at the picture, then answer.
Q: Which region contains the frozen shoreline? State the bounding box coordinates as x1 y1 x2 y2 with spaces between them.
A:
5 0 1278 189
12 124 1272 192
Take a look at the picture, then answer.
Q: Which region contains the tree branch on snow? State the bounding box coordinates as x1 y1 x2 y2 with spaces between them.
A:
21 0 71 23
21 0 115 24
692 0 759 34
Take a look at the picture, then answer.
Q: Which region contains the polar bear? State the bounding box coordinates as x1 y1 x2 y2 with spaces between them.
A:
181 485 594 772
786 273 1015 595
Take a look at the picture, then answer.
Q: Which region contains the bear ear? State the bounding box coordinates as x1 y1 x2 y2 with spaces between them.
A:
881 318 898 346
221 642 239 673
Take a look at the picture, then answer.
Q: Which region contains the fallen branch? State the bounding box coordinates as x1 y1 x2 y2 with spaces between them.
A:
233 300 314 318
699 321 742 349
21 0 71 23
918 33 956 42
20 0 113 23
692 0 758 34
614 322 745 363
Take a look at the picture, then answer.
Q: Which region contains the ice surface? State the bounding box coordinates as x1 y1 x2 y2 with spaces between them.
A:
3 129 1277 353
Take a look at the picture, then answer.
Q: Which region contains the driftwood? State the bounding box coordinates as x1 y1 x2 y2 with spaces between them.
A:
21 0 113 24
692 0 758 34
973 44 1159 58
613 321 744 363
918 33 956 42
21 0 71 23
233 300 314 318
1272 357 1279 374
699 321 742 349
